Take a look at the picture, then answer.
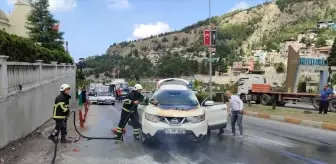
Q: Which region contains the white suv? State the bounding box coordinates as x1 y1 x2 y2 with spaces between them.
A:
137 78 227 144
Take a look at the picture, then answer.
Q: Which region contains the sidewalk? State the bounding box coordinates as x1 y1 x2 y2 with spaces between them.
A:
244 104 336 131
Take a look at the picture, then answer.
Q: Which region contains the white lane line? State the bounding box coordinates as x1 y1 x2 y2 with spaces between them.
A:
109 105 121 115
245 133 294 148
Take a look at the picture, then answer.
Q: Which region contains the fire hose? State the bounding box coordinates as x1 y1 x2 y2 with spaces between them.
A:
51 105 135 164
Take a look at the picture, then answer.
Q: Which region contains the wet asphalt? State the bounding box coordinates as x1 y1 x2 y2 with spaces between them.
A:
53 103 336 164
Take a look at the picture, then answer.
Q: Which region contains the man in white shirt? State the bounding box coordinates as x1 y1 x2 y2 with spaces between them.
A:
226 90 244 138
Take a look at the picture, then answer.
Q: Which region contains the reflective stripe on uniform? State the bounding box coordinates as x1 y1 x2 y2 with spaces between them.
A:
122 107 134 113
124 99 132 104
133 128 140 134
53 102 68 119
117 127 122 133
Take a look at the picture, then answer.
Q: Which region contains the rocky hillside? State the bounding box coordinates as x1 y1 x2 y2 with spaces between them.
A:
105 0 336 59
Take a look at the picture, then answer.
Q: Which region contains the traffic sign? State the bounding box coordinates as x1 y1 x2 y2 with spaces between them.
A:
207 58 219 62
211 30 217 46
208 47 216 52
188 83 192 88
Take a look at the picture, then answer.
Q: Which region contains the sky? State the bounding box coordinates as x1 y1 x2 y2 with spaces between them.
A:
1 0 267 62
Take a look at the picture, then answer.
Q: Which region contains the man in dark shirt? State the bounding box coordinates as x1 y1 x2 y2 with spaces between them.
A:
81 88 87 104
319 84 333 114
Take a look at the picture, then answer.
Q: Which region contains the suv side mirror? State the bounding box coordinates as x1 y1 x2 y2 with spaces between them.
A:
204 101 214 106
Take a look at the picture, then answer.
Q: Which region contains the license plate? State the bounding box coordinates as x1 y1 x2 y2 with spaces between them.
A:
164 128 186 134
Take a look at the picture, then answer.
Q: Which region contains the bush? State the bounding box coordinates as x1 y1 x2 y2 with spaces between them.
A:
274 62 285 73
0 31 73 63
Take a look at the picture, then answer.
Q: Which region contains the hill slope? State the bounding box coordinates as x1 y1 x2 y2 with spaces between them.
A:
84 0 336 80
106 0 336 58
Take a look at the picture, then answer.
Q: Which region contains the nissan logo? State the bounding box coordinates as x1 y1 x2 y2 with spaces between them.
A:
171 118 179 124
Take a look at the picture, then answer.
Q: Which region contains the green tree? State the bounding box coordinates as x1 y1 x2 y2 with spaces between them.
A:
161 37 168 42
274 62 285 73
254 60 262 70
95 73 100 79
316 37 327 48
26 0 65 51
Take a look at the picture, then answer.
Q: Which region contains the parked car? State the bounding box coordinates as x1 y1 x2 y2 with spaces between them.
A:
97 92 116 105
137 78 227 145
88 92 98 104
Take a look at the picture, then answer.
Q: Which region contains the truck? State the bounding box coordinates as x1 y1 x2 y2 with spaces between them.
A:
110 79 130 100
237 74 266 103
243 81 336 112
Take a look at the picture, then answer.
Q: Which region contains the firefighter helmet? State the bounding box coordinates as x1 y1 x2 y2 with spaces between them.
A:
60 84 71 91
134 84 143 90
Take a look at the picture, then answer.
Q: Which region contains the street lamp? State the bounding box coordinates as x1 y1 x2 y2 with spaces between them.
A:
208 0 213 100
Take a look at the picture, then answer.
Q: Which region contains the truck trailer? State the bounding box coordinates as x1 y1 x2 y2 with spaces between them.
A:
245 84 336 112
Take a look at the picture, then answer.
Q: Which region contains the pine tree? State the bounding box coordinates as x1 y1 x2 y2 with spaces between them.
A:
26 0 65 51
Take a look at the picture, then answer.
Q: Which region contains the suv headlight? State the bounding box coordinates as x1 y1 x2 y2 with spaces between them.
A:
186 114 205 123
145 113 161 123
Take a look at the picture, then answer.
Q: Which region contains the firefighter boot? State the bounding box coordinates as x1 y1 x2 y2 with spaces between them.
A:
133 134 140 140
48 135 58 143
112 132 123 141
60 135 72 143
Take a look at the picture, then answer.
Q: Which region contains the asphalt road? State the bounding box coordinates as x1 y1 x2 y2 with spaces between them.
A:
2 103 335 164
50 103 335 164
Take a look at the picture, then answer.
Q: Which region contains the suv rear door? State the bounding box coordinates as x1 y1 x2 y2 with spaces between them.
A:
201 92 228 130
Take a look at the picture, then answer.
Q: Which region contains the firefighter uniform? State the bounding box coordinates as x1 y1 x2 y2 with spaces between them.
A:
48 84 72 143
114 84 144 141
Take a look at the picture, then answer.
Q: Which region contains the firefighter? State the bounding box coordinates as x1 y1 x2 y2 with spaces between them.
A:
113 84 144 141
48 84 72 143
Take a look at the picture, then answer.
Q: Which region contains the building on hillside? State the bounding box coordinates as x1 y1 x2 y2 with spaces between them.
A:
313 46 331 58
326 39 334 46
316 20 335 29
265 51 287 66
0 10 11 32
0 0 32 38
253 50 267 64
297 31 317 42
279 41 306 53
231 58 254 74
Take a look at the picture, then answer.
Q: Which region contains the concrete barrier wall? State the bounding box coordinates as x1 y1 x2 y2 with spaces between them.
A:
0 56 76 149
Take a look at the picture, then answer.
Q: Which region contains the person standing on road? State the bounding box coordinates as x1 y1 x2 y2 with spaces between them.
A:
48 84 72 143
319 84 333 114
117 88 122 102
225 90 244 138
112 84 144 141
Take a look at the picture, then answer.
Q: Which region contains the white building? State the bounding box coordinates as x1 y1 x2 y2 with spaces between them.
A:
0 0 32 38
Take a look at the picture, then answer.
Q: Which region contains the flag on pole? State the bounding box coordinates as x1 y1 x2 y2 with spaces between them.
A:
203 30 211 46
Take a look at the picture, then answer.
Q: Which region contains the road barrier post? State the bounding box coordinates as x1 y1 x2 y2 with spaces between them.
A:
79 110 84 128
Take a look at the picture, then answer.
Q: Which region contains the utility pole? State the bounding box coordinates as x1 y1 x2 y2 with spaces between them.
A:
208 0 213 100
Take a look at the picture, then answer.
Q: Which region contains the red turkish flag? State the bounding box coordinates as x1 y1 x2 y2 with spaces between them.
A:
204 30 210 46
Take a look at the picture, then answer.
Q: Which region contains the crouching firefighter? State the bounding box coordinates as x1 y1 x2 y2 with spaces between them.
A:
113 84 144 141
48 84 72 143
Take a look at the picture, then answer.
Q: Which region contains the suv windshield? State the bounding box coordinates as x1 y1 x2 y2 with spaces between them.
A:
153 90 198 106
98 92 110 96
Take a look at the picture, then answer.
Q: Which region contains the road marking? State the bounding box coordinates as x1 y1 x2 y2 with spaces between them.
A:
245 133 294 148
109 105 121 115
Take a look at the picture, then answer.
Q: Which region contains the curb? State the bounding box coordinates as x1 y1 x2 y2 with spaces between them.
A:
243 111 336 131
